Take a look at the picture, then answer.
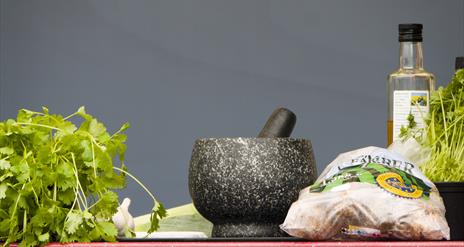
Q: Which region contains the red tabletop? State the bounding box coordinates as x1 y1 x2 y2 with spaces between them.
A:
38 242 464 247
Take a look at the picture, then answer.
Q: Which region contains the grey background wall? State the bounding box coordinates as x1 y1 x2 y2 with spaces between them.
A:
0 0 463 216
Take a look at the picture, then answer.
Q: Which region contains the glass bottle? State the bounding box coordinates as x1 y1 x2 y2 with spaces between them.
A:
456 57 464 71
387 24 435 145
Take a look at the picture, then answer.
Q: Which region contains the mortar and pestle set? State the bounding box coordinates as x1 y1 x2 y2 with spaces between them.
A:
188 108 317 237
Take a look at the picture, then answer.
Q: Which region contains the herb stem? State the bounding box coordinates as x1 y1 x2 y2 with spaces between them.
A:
438 91 449 143
113 166 158 204
71 153 88 210
89 136 97 178
15 122 62 131
22 210 27 235
53 182 57 201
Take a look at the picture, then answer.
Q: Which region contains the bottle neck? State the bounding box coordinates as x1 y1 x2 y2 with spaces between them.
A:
399 42 423 69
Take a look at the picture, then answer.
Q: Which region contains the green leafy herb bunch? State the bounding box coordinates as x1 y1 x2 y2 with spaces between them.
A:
401 69 464 182
0 107 165 246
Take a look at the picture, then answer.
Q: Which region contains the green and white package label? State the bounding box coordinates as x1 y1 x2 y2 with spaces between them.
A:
393 90 429 142
310 162 431 199
311 147 434 199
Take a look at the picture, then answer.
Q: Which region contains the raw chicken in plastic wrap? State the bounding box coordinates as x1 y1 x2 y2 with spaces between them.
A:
280 146 449 240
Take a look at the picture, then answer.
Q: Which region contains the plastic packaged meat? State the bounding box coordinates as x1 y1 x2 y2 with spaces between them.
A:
280 146 449 240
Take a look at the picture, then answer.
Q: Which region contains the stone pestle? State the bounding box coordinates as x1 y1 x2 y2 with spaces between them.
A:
257 107 296 138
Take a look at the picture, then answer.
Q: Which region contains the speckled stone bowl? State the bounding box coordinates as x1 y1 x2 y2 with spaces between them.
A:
188 137 316 237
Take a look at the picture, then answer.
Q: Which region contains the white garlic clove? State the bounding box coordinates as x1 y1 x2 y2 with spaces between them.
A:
112 197 135 236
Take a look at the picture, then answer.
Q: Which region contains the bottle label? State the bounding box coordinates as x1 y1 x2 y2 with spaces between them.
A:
393 90 429 142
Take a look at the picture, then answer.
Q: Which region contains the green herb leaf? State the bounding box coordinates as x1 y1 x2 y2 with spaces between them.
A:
0 107 164 246
64 210 84 234
0 183 8 199
38 232 49 242
0 147 14 155
0 159 11 170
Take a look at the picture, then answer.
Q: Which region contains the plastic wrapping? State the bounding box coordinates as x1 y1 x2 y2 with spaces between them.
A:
280 146 449 240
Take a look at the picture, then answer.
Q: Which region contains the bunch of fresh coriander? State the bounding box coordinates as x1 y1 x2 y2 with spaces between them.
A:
0 107 165 246
401 69 464 182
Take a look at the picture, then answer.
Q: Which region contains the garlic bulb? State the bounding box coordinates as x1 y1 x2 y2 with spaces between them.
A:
112 197 135 236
